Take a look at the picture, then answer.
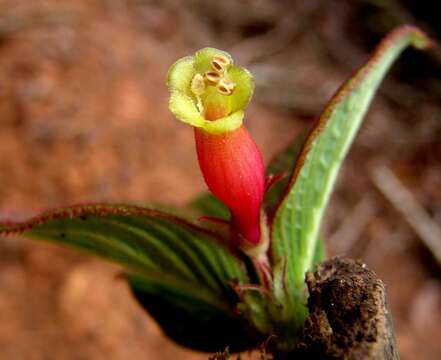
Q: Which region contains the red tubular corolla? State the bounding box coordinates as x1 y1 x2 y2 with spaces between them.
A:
194 125 265 245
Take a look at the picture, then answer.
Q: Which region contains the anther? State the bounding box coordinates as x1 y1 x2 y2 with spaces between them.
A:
204 70 222 84
217 78 236 96
211 55 231 72
190 73 205 96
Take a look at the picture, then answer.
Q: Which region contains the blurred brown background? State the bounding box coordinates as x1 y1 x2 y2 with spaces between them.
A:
0 0 440 359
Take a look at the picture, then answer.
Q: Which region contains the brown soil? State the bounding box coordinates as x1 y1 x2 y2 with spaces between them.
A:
1 1 440 359
295 258 398 360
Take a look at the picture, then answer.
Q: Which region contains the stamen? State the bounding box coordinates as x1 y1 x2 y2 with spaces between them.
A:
217 78 236 96
204 70 222 84
211 55 231 72
190 73 205 96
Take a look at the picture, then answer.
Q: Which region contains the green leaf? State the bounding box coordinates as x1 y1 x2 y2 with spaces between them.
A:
0 203 254 351
189 192 230 219
128 273 262 352
264 130 308 217
312 237 325 270
271 26 431 293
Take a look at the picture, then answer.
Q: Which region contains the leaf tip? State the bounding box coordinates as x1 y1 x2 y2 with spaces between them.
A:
393 24 434 50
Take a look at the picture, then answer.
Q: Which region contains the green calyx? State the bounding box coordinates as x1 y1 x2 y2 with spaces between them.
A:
167 48 254 135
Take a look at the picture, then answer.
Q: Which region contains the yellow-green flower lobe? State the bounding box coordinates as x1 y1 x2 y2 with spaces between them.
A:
167 48 254 135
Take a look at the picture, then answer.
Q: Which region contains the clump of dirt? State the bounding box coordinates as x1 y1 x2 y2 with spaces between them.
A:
295 258 398 360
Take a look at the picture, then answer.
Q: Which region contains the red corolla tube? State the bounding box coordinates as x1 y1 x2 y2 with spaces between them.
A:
195 125 264 245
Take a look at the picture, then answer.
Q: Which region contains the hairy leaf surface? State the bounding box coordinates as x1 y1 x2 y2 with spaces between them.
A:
0 203 254 351
271 26 431 294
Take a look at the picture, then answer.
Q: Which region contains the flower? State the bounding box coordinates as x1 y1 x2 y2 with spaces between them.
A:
167 48 265 247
